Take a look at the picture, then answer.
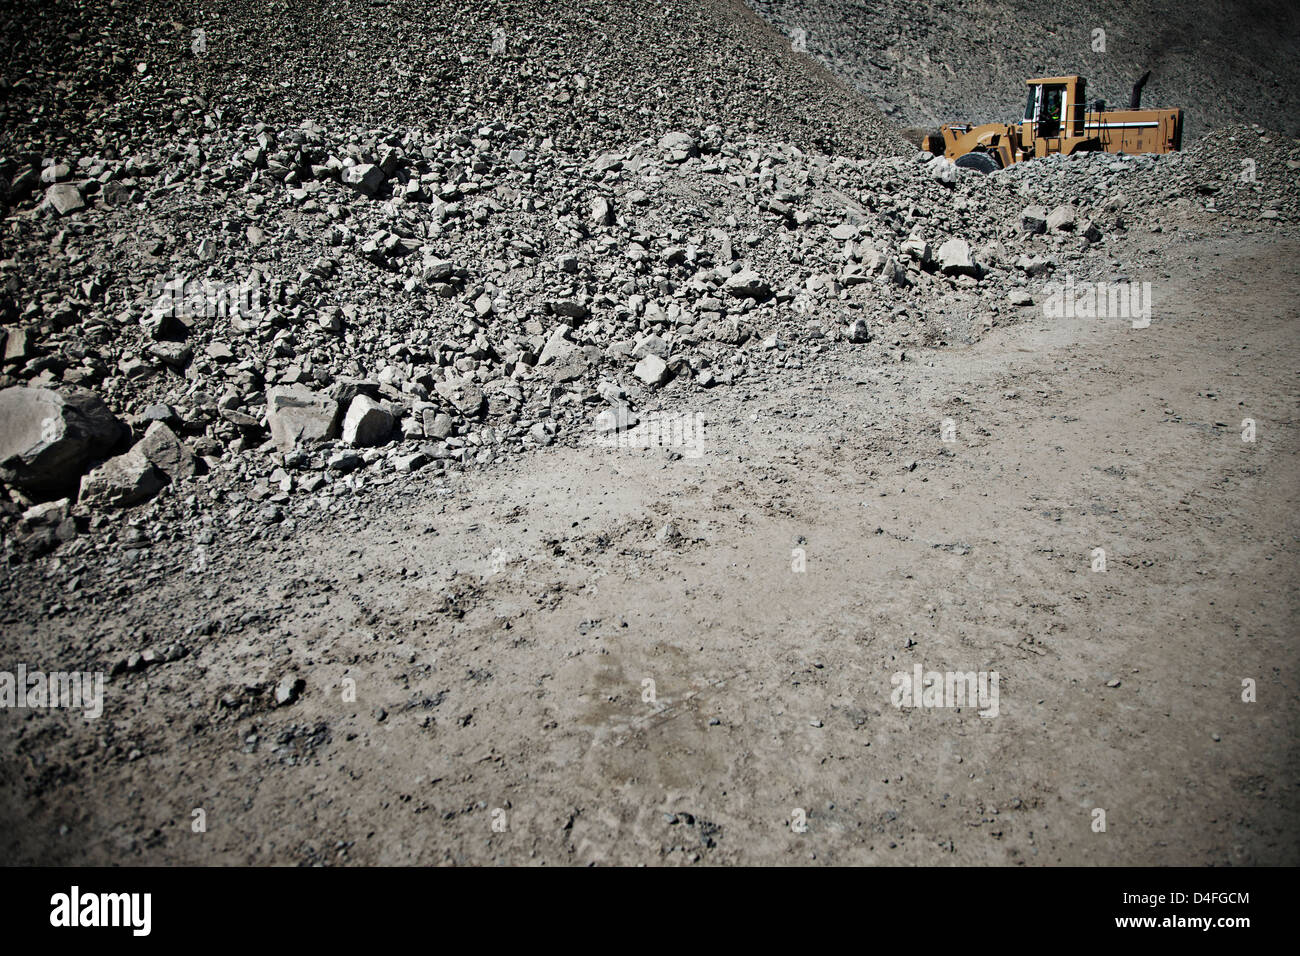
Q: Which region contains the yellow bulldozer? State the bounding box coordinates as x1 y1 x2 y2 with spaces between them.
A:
927 73 1183 172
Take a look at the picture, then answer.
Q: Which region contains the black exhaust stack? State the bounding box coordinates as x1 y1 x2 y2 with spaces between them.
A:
1129 71 1151 109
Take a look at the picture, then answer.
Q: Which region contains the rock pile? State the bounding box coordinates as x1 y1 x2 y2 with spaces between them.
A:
0 3 1296 564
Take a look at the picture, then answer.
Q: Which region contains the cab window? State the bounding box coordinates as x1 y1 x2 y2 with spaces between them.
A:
1038 84 1065 135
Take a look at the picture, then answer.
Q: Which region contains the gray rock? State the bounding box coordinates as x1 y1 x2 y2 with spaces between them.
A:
8 168 39 201
901 236 930 263
342 163 385 197
927 157 957 185
2 327 32 364
1047 204 1078 232
0 387 124 498
274 675 304 707
328 450 363 472
422 258 455 281
632 334 669 359
45 183 85 215
138 403 177 426
847 318 872 343
537 326 579 366
594 404 639 434
78 446 164 508
422 409 454 439
1020 205 1049 235
724 269 770 300
936 237 977 276
148 342 192 367
137 421 197 481
634 353 670 385
551 299 590 321
658 132 697 158
435 379 485 417
22 498 70 526
1016 254 1053 277
392 452 427 473
40 163 71 184
342 395 394 446
205 341 235 362
266 386 341 451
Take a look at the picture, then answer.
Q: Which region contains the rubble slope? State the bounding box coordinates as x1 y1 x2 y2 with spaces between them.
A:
745 0 1300 142
0 0 907 159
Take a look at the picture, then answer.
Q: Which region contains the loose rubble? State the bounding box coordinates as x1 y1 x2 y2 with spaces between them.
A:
1 112 1296 562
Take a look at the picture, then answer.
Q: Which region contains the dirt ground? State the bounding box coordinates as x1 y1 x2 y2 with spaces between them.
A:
3 231 1298 866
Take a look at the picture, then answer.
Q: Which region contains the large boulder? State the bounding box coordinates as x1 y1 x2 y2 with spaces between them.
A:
341 395 394 446
0 387 124 498
634 353 670 386
433 379 485 418
658 132 697 161
537 326 579 366
137 421 197 482
723 269 771 300
1047 204 1078 232
342 163 385 197
78 446 164 508
1019 205 1049 235
44 183 85 215
266 386 341 451
936 238 978 276
2 326 33 365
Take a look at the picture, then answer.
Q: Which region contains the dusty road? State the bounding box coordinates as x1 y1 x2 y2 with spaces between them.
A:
3 233 1298 865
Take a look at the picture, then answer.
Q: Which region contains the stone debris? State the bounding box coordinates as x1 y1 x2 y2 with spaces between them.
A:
594 404 639 434
846 318 872 343
44 183 85 215
0 387 124 498
137 421 197 482
0 0 1294 566
267 386 341 451
936 238 978 276
342 395 395 447
1046 204 1078 232
341 164 385 197
634 354 671 386
78 446 164 509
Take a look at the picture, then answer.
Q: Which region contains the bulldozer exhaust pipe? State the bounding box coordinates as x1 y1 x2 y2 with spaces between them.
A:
1129 71 1151 109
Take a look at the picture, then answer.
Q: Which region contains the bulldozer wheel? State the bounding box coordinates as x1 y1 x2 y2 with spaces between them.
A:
954 151 1000 174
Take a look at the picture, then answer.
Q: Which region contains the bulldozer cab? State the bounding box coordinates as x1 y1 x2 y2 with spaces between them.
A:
1023 76 1084 141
